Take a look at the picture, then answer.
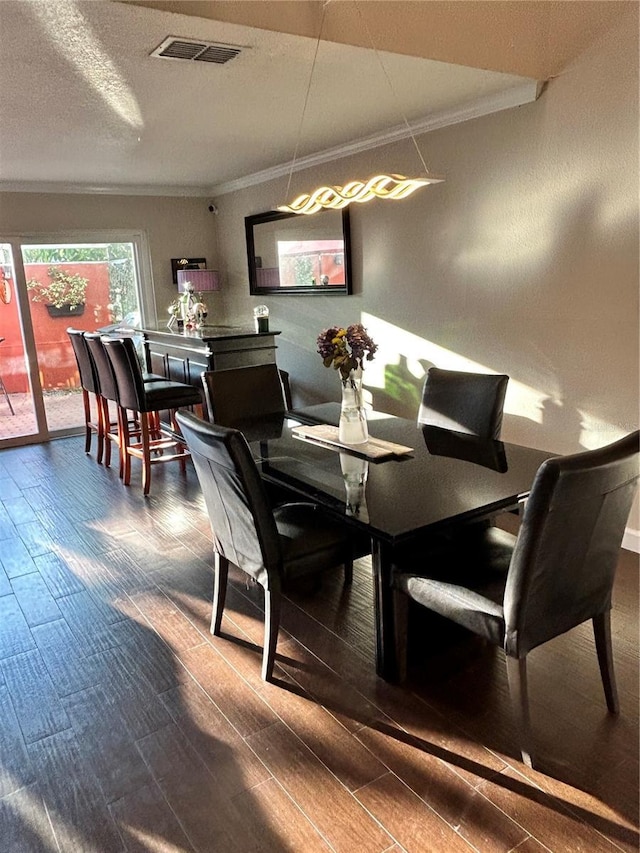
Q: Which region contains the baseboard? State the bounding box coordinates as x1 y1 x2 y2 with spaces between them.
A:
622 527 640 554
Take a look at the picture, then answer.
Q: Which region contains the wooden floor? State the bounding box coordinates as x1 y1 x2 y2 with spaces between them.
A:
0 436 637 853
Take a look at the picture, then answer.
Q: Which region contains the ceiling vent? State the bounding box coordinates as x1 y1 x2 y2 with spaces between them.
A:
150 37 242 65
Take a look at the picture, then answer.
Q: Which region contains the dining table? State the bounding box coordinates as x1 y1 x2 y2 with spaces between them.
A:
240 403 555 681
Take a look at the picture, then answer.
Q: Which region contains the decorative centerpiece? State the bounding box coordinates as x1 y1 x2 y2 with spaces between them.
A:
317 324 377 445
167 285 208 330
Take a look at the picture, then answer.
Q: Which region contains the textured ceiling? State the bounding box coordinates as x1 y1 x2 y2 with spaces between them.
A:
0 0 630 196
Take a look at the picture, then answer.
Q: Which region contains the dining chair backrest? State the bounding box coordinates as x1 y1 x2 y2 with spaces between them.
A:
84 332 119 403
175 411 282 587
67 328 99 396
504 430 640 657
101 336 147 412
201 364 287 425
418 367 509 439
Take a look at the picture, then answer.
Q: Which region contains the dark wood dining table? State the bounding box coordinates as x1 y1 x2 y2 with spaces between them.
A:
243 403 554 681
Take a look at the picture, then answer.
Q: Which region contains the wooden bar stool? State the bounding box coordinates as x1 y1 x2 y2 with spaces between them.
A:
102 336 203 495
67 328 102 460
84 332 165 475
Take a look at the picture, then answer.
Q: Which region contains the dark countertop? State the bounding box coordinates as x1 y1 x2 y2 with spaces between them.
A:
137 325 280 341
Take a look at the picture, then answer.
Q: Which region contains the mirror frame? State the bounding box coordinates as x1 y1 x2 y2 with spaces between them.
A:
246 207 352 296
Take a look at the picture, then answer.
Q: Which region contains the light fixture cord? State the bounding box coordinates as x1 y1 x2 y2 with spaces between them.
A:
353 0 431 176
283 1 330 205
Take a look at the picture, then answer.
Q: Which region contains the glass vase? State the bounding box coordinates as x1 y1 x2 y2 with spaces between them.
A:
340 453 369 519
338 368 368 445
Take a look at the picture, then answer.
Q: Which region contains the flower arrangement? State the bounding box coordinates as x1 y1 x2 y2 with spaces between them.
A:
26 266 88 309
317 324 378 382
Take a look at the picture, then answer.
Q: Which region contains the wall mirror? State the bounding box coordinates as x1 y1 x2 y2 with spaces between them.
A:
246 208 351 295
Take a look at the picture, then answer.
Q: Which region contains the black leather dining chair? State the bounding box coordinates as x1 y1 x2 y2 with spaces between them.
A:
418 367 509 439
175 411 354 681
201 364 295 505
419 367 512 534
102 336 203 495
67 328 103 459
201 364 288 425
391 430 640 767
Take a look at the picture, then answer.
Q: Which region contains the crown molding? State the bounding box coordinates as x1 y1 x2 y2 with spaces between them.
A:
0 182 212 197
0 80 539 199
210 80 540 197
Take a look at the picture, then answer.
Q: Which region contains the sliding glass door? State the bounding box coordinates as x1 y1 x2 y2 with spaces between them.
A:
0 232 154 448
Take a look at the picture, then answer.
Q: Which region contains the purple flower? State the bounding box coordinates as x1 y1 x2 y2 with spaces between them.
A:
316 323 377 382
346 324 378 363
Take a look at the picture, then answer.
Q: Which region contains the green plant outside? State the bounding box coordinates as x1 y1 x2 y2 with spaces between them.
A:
26 267 89 309
22 243 138 320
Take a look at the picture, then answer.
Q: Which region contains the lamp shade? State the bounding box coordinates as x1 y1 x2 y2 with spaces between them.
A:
177 269 221 292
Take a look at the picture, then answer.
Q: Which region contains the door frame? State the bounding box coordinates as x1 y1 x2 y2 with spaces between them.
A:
0 229 156 449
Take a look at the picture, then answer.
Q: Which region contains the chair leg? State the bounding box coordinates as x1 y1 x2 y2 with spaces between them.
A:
593 611 619 713
343 557 353 586
92 393 104 465
505 655 534 768
140 412 152 496
119 406 132 484
391 587 409 684
262 581 282 682
82 388 92 454
100 397 112 468
170 409 187 474
210 553 229 636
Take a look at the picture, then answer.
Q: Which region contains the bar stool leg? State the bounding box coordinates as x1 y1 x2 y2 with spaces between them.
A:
100 397 112 468
120 406 132 485
140 412 153 496
169 409 188 474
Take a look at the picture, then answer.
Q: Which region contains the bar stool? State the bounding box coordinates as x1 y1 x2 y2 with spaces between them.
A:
102 336 203 495
84 332 165 474
0 337 15 416
67 328 103 460
84 332 125 473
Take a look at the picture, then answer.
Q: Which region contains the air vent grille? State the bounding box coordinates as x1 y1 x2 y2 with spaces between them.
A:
151 37 242 65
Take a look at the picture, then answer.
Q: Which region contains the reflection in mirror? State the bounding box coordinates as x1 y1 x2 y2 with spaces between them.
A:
246 208 351 295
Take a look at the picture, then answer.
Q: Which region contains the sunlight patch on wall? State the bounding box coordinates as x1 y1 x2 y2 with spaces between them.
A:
30 0 143 130
577 411 630 449
361 312 546 424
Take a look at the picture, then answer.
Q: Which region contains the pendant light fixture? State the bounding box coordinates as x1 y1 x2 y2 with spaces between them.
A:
278 1 444 216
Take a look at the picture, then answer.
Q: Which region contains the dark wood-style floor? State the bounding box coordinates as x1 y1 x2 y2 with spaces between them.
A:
0 436 638 853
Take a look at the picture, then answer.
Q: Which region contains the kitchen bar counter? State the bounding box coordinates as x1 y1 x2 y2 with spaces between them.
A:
138 325 280 386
